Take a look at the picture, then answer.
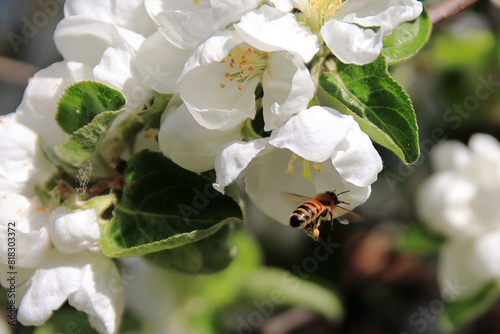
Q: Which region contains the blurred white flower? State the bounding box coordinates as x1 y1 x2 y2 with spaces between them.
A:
214 106 382 224
0 194 124 334
273 0 423 65
417 134 500 299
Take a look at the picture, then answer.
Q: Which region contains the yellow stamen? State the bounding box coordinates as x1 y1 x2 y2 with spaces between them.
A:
312 162 322 173
285 154 297 174
301 159 312 181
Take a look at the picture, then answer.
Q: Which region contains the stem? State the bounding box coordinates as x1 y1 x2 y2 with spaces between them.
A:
428 0 482 26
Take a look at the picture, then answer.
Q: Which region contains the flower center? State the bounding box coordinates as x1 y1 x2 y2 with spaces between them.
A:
285 154 322 181
296 0 342 33
219 45 268 91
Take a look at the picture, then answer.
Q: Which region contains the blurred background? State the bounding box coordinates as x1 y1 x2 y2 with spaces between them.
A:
1 0 500 333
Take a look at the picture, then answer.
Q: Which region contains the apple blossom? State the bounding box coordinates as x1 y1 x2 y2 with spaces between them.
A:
0 194 124 334
270 0 423 65
417 134 500 299
158 99 243 173
214 106 382 225
178 29 315 131
145 0 261 49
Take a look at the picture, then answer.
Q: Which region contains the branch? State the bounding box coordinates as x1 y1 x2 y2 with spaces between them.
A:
428 0 482 26
0 56 38 86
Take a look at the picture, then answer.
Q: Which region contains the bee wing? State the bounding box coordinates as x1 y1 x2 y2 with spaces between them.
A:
331 205 363 224
281 192 311 206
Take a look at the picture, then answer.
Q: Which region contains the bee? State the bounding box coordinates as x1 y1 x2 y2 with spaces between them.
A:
286 190 360 241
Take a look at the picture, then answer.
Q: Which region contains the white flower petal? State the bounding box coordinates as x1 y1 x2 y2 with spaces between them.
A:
333 0 422 29
135 31 193 94
68 253 125 334
17 250 86 326
245 146 370 224
235 5 318 62
16 61 93 147
214 139 269 193
146 0 215 49
0 114 55 196
54 17 126 66
321 19 385 65
63 0 156 36
269 106 354 163
0 194 50 269
93 45 152 109
48 207 100 254
416 172 477 238
330 120 383 187
262 52 315 130
438 239 491 300
179 62 258 130
159 104 243 173
430 140 470 172
269 0 293 12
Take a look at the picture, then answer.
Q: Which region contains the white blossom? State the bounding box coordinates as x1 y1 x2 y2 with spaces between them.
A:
158 100 243 173
178 29 314 131
0 114 55 197
0 194 124 334
145 0 261 49
214 106 382 224
417 134 500 299
272 0 423 65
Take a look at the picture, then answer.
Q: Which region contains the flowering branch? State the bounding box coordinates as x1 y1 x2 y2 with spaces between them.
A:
428 0 482 25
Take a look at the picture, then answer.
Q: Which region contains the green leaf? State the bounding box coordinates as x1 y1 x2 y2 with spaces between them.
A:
56 81 126 134
319 56 419 164
382 10 431 64
54 109 124 163
397 221 446 255
99 150 242 258
144 223 236 274
138 91 173 129
441 282 498 332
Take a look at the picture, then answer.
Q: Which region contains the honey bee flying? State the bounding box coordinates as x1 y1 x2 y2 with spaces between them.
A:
286 190 361 241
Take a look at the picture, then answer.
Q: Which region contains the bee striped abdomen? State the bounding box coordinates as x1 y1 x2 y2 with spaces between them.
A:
289 201 323 227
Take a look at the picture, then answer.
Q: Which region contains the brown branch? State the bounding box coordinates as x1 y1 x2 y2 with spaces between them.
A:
0 56 38 86
428 0 482 26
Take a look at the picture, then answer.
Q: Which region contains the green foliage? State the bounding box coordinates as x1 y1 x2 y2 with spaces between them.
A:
441 282 499 332
382 10 432 64
54 81 126 163
138 91 172 129
398 221 446 255
99 150 242 264
319 56 419 164
431 29 496 70
144 223 236 274
55 81 125 134
55 109 123 162
161 229 343 334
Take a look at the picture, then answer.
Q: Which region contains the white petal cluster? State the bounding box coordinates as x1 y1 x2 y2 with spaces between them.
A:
417 134 500 299
0 115 124 333
3 0 421 329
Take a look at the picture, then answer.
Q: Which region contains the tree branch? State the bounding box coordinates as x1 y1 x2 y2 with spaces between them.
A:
0 56 38 86
428 0 482 26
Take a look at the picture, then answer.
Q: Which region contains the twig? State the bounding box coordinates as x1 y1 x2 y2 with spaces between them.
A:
0 56 38 86
428 0 482 26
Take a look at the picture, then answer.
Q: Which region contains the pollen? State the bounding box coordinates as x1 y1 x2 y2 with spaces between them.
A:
285 154 321 182
218 44 267 91
298 0 342 33
35 205 46 212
